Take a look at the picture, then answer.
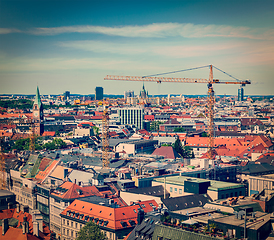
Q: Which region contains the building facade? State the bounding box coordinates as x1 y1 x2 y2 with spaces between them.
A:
118 107 144 130
95 87 104 100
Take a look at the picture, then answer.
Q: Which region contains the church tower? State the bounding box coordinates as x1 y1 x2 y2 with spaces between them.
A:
32 86 44 136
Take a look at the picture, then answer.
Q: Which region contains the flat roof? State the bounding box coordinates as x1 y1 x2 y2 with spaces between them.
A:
212 212 271 230
153 175 244 191
172 207 216 217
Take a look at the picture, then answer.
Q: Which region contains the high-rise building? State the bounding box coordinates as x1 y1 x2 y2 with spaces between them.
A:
118 107 144 129
33 86 44 136
95 87 103 100
124 90 134 99
238 87 244 101
64 91 70 100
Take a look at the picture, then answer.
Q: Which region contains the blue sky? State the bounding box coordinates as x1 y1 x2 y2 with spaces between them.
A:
0 0 273 96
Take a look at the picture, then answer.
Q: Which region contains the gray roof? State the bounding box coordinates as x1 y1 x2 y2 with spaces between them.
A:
127 185 169 197
68 170 94 184
162 194 212 211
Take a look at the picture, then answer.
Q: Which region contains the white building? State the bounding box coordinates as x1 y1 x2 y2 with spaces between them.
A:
118 107 144 130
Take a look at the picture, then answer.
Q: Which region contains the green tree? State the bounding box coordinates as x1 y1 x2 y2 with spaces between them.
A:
173 127 185 132
172 138 194 158
13 138 30 151
76 221 107 240
43 138 67 150
92 126 99 136
201 132 209 137
150 121 162 132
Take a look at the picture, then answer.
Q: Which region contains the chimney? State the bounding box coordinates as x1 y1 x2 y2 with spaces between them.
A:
64 168 69 179
2 219 9 235
137 208 145 224
16 203 20 213
50 232 56 240
22 216 29 234
33 221 39 237
36 215 43 232
23 205 29 213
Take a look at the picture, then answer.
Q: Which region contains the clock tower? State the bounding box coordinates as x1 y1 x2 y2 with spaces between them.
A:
33 86 44 136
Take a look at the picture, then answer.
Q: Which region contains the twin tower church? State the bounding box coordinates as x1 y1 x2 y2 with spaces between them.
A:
32 87 44 136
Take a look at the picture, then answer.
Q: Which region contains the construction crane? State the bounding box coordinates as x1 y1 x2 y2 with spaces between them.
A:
104 65 251 159
99 101 110 168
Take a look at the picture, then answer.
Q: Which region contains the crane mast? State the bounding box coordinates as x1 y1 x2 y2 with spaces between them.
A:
102 105 110 168
105 65 251 160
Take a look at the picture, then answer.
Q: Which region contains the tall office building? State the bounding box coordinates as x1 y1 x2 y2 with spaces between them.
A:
238 87 244 101
118 107 144 130
64 91 70 100
124 90 134 99
95 87 103 100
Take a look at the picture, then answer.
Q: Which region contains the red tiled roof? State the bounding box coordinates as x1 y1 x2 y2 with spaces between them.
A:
60 199 158 231
0 208 52 240
78 122 95 128
42 131 55 137
51 182 102 199
35 160 59 182
152 146 180 159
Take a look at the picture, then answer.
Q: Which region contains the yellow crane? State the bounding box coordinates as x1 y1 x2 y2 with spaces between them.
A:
105 65 251 159
99 101 110 168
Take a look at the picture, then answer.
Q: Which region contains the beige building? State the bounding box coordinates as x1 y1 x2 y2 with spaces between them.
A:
249 174 274 195
10 169 37 210
152 175 245 200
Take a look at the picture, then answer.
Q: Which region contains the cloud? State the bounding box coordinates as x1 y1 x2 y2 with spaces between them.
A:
0 56 164 73
29 23 274 40
59 40 244 59
0 28 21 34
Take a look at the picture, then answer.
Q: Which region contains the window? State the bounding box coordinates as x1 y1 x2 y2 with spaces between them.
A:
80 224 82 229
71 221 73 227
179 189 182 194
67 229 69 236
63 228 65 234
67 220 69 226
63 219 65 225
170 187 173 192
71 230 73 237
75 223 78 229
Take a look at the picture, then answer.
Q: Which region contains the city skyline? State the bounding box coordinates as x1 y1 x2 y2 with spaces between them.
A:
0 0 274 95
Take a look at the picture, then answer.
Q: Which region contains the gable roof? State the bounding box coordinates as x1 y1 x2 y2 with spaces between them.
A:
162 194 212 211
0 208 52 240
240 162 274 175
60 199 140 231
127 185 169 197
51 181 101 199
151 146 181 159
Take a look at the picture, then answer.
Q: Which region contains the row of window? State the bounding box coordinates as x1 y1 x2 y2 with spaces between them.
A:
63 219 82 230
63 228 78 238
221 191 243 199
169 187 182 194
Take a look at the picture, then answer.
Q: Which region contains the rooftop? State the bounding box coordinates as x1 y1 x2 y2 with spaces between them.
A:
153 175 244 191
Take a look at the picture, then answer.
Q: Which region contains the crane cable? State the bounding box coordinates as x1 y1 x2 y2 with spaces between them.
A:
142 64 241 82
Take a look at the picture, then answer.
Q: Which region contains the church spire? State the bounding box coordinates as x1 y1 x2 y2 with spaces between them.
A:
34 86 42 109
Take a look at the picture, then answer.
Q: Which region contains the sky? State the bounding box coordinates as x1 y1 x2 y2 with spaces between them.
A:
0 0 274 96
